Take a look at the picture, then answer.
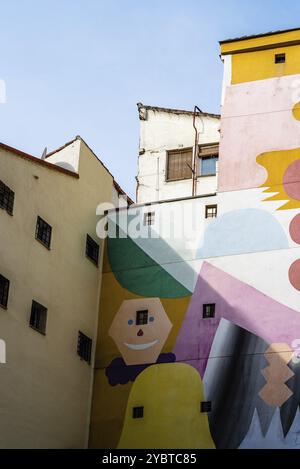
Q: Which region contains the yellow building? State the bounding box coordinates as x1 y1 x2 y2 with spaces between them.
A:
0 136 131 448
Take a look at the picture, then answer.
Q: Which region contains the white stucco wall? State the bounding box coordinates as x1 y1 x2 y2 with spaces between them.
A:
136 107 220 203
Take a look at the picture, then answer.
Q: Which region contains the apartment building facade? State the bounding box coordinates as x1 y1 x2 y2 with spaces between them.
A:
0 136 131 448
90 28 300 449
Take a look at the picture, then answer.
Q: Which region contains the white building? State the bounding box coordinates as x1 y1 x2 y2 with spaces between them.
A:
136 103 220 203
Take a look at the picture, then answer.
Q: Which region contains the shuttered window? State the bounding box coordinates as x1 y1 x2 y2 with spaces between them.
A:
198 143 219 176
166 148 193 181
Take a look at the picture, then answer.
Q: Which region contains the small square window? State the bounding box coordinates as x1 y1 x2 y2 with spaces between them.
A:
205 205 217 218
275 53 285 64
77 331 92 364
0 275 10 309
200 156 218 176
201 401 212 413
203 304 215 319
0 180 14 215
29 300 47 335
86 234 100 265
35 216 52 249
136 310 148 325
132 406 144 419
144 212 155 226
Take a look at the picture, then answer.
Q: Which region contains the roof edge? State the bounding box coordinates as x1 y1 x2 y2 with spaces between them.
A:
219 27 300 45
137 103 220 119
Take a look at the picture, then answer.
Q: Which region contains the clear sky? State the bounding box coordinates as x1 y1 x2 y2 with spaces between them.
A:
0 0 300 199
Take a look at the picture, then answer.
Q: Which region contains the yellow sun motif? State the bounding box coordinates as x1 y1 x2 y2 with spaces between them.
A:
256 147 300 211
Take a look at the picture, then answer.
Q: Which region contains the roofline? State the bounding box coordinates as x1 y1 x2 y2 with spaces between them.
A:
0 142 79 178
137 103 220 119
46 135 134 204
219 27 300 45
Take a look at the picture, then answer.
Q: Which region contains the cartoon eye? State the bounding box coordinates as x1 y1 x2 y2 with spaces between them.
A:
128 319 134 325
149 316 155 322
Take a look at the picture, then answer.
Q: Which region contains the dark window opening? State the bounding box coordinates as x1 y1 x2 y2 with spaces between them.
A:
29 300 47 334
136 310 148 325
132 406 144 419
77 331 92 364
0 180 14 215
0 275 10 308
86 234 99 265
203 303 215 319
275 53 286 64
201 401 212 413
35 216 52 249
144 212 155 226
205 205 217 218
166 148 193 181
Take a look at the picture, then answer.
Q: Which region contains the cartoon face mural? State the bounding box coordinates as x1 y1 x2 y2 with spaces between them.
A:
109 298 173 366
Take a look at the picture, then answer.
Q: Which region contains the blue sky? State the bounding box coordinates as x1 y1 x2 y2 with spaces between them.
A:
0 0 300 199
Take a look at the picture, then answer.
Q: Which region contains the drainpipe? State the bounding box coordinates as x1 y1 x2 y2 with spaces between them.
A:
192 106 202 197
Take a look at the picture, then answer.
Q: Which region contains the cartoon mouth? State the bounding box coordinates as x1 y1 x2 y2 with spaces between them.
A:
124 340 159 350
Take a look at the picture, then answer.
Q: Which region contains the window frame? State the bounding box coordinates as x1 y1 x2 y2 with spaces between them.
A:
165 147 193 182
29 300 48 335
136 310 149 325
77 331 92 364
0 180 15 216
203 303 215 319
143 212 155 226
85 234 100 266
0 274 10 309
35 216 52 249
205 204 218 219
198 143 219 178
132 406 144 419
275 53 286 64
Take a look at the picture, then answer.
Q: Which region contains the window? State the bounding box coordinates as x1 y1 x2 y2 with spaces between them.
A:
143 212 155 226
136 310 148 325
166 148 193 181
0 180 14 215
201 401 212 413
198 144 219 177
35 216 52 249
203 304 215 319
132 406 144 419
0 275 10 309
275 53 285 64
29 300 47 334
77 331 92 364
86 234 99 265
205 205 217 218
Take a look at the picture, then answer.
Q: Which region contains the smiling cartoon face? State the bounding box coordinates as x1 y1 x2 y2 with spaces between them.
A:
109 298 172 366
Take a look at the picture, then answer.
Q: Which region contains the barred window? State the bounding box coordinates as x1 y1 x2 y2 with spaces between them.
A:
136 310 148 325
0 180 14 215
86 234 99 266
77 331 92 364
35 216 52 249
205 205 217 219
166 148 193 181
29 300 48 334
143 212 155 226
203 304 215 319
0 275 10 308
132 406 144 419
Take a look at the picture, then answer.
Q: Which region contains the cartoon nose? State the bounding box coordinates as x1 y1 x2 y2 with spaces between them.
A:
137 329 144 336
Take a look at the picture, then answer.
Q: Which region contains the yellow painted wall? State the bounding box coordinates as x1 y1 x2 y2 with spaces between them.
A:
0 140 114 448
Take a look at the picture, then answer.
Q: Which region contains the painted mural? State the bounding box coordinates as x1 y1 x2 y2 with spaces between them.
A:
89 31 300 449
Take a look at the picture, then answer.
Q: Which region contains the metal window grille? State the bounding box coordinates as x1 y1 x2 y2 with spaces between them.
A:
166 148 193 181
205 205 217 218
275 53 285 64
0 275 10 308
143 212 155 226
0 180 14 215
136 310 148 325
35 216 52 248
132 406 144 419
203 303 215 319
29 300 47 334
86 234 99 265
77 331 92 364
